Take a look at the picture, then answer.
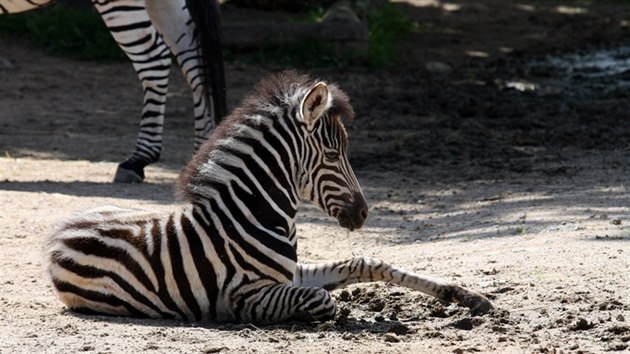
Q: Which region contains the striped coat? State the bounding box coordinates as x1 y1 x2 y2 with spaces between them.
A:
47 72 494 323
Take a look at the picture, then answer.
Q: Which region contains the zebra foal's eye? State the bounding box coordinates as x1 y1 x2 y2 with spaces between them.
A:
324 151 339 161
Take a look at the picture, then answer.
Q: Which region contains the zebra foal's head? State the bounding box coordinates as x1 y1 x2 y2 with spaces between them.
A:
297 78 368 231
179 71 368 231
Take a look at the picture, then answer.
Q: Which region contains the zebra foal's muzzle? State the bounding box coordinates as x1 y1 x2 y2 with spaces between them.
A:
336 191 368 231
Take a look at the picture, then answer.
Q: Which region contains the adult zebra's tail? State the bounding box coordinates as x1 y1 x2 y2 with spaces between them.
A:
186 0 227 123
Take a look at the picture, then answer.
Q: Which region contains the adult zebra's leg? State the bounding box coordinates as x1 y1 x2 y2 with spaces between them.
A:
236 283 337 324
145 0 221 151
147 0 227 149
91 1 172 183
294 257 494 316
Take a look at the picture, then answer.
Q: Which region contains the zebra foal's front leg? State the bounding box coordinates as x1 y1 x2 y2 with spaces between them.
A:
235 283 337 324
294 257 494 316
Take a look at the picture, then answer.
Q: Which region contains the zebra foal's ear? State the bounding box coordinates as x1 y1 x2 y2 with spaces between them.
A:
301 82 330 125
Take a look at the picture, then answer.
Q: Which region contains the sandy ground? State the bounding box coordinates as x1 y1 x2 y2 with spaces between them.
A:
1 0 630 353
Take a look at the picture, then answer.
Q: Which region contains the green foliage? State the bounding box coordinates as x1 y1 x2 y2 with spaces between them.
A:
0 4 124 61
237 2 414 68
358 2 414 66
306 6 327 23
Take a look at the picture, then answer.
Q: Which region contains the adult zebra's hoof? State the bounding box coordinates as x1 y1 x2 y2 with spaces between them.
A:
113 162 145 183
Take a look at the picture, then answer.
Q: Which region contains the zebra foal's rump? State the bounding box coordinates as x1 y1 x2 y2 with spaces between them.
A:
0 0 226 183
47 71 494 324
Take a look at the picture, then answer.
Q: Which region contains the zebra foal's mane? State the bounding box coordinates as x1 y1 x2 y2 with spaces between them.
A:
177 71 355 202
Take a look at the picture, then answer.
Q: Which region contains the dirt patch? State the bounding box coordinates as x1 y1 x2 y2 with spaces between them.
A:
1 0 629 353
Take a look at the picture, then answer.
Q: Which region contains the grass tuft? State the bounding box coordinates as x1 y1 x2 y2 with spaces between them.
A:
0 4 124 61
357 1 414 66
236 2 415 68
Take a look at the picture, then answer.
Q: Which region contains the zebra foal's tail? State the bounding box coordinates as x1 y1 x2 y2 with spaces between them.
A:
186 0 227 123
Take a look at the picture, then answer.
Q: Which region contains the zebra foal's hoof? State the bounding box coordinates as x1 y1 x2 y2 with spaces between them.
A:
452 285 495 316
462 291 494 317
469 295 495 316
113 164 144 183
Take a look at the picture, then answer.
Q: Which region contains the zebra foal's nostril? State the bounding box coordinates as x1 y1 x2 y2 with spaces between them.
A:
360 207 368 220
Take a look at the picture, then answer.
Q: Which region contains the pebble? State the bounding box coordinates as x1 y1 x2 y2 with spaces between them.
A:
0 57 13 70
383 333 400 343
425 61 453 76
388 323 410 335
569 318 595 331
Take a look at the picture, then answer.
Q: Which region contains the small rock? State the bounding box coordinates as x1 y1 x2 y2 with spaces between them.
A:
491 325 507 333
608 343 628 351
203 347 229 354
334 306 351 325
368 299 385 312
0 57 12 70
337 290 351 302
342 333 356 341
569 318 595 331
481 268 500 276
449 317 485 330
492 287 514 294
425 331 445 339
425 61 453 76
383 333 400 343
388 323 410 336
608 325 630 334
453 348 480 354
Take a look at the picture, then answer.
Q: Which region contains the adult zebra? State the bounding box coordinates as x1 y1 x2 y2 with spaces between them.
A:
46 71 493 323
0 0 227 183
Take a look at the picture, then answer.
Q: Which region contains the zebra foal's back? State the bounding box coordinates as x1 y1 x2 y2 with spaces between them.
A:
48 204 243 321
48 206 180 318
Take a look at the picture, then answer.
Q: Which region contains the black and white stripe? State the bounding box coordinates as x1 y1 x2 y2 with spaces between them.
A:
0 0 226 183
47 71 494 323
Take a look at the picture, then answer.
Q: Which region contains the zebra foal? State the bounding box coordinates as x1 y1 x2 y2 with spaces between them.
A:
47 71 493 323
1 0 226 183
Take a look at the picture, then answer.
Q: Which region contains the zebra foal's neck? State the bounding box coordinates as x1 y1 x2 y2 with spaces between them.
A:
177 71 354 235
